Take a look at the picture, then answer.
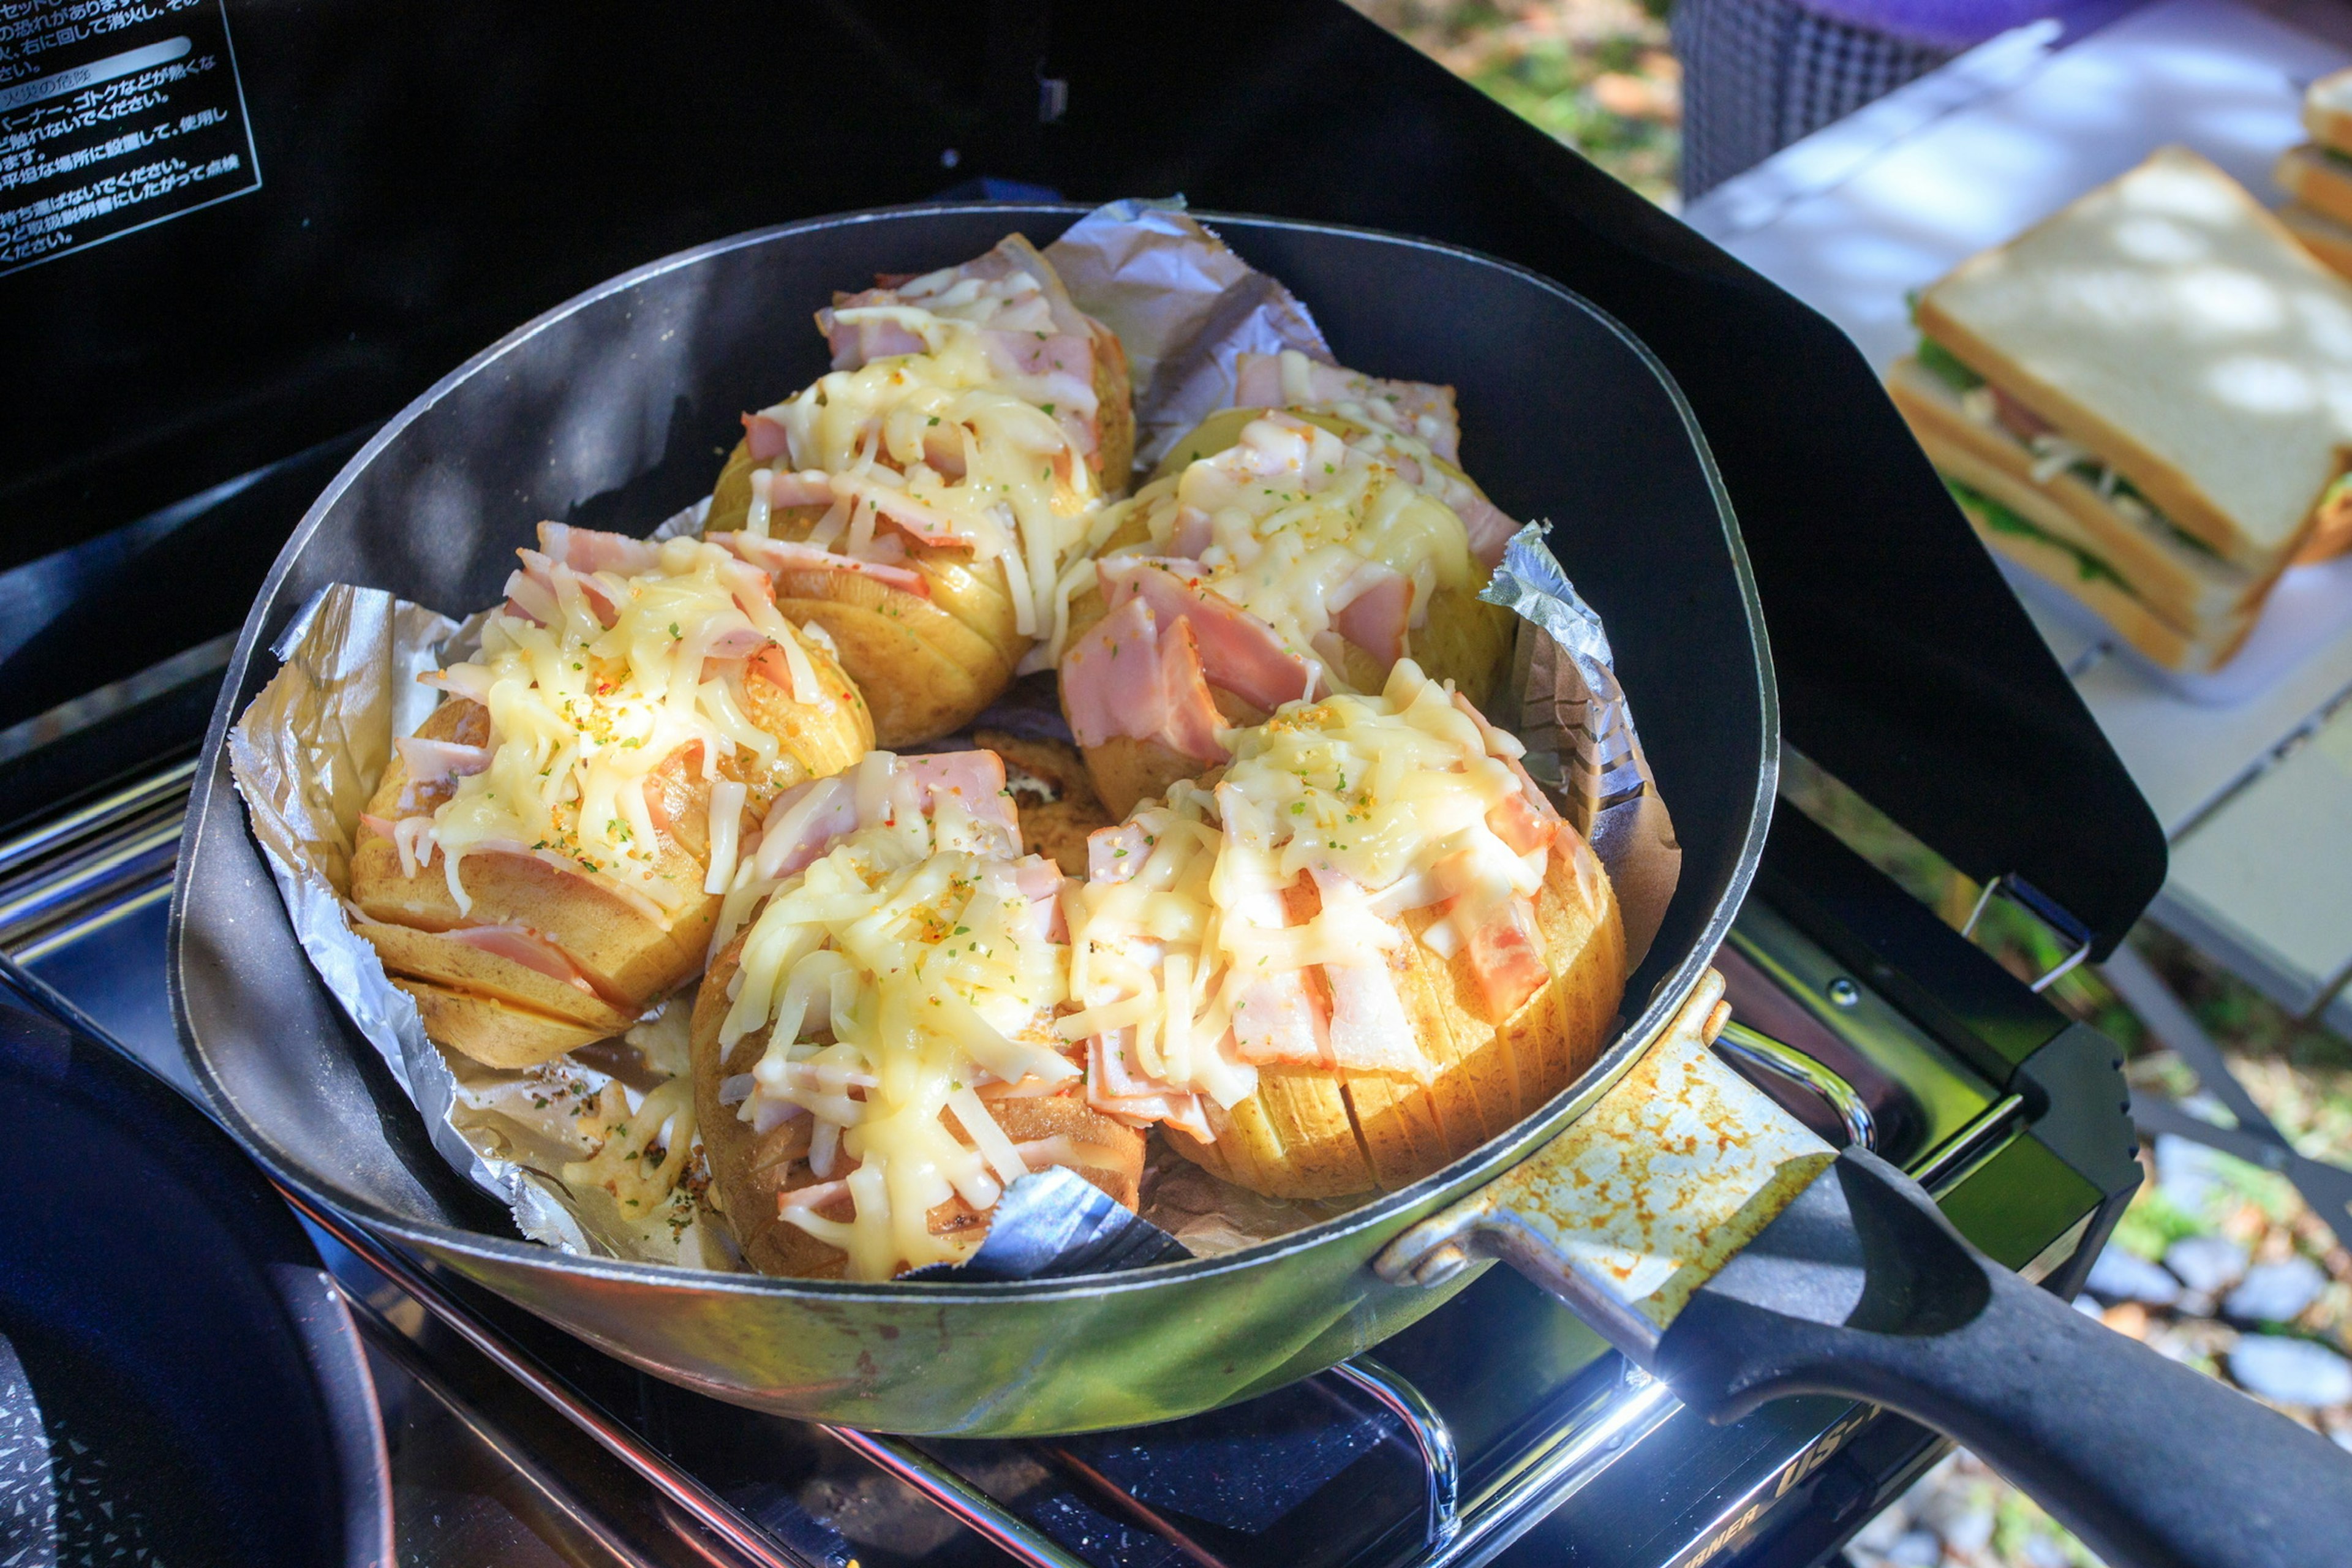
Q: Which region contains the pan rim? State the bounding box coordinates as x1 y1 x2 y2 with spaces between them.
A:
170 199 1777 1303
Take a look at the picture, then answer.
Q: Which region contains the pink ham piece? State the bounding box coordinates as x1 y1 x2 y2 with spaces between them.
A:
446 924 606 1000
754 777 861 881
824 474 977 549
1455 496 1519 570
1452 894 1549 1023
1060 595 1228 763
1087 1031 1214 1140
1007 854 1070 943
1328 561 1414 668
1096 559 1316 717
1232 353 1461 464
395 737 491 786
537 522 660 578
503 549 625 630
816 298 930 370
1322 961 1430 1079
1229 968 1329 1068
1166 507 1215 560
897 750 1020 841
712 528 931 598
743 413 792 464
1087 822 1151 884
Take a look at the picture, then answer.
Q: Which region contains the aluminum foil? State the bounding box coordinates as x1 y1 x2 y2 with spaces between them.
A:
1481 526 1681 970
228 199 1681 1274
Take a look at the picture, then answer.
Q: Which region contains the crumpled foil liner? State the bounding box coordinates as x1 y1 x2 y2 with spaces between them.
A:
228 198 1679 1275
1480 525 1681 971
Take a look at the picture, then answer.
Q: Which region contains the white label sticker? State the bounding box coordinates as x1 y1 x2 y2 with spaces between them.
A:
0 0 262 277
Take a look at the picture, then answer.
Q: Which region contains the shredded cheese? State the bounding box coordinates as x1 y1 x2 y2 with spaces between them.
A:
1064 661 1548 1109
420 537 831 918
1044 413 1476 677
720 754 1080 1280
752 262 1104 649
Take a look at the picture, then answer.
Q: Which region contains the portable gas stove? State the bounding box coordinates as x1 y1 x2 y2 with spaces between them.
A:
0 2 2158 1564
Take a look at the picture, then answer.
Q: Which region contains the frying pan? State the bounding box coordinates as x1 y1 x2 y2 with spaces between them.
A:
171 205 2352 1568
1 997 391 1567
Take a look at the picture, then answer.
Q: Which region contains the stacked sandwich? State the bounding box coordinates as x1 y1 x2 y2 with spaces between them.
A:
2275 67 2352 280
1887 146 2352 674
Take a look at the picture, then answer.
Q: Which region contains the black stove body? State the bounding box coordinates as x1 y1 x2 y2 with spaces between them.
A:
0 4 2158 1566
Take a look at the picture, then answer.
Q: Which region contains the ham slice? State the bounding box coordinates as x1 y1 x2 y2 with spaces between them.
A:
1322 960 1430 1079
712 529 931 598
1087 822 1151 884
824 474 976 549
1451 894 1548 1023
504 549 625 629
899 751 1020 840
445 924 614 1001
1060 595 1229 762
1328 561 1414 667
755 777 861 881
537 522 660 578
744 413 792 463
1455 495 1519 569
818 306 929 370
1086 1031 1213 1140
1096 559 1316 717
1230 969 1329 1068
1232 352 1460 464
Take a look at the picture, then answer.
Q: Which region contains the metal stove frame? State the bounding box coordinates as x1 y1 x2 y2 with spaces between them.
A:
0 745 2132 1568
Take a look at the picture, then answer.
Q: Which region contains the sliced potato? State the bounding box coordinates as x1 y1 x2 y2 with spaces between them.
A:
690 935 1145 1279
1165 834 1626 1199
352 630 872 1071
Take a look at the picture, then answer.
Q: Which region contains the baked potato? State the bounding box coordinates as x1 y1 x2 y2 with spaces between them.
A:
350 524 873 1070
1063 660 1626 1199
703 235 1135 749
692 748 1145 1280
1055 400 1520 818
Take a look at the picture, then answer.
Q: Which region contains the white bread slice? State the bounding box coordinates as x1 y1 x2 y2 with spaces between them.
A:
1948 481 2257 674
2305 67 2352 154
1915 146 2352 573
1887 356 2269 627
2274 144 2352 230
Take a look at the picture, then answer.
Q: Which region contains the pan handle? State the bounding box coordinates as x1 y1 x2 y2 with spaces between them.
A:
1379 976 2352 1568
1660 1147 2352 1568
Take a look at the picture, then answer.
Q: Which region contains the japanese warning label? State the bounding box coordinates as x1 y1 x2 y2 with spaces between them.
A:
0 0 261 277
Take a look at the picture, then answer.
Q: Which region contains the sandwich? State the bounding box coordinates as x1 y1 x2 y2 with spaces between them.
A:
1889 146 2352 671
2275 67 2352 296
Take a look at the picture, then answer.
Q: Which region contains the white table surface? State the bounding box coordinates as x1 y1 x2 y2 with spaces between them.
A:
1684 0 2352 1017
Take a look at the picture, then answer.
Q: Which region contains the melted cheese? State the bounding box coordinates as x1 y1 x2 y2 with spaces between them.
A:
1050 413 1475 680
424 537 812 917
1063 662 1540 1106
753 266 1103 647
720 753 1078 1280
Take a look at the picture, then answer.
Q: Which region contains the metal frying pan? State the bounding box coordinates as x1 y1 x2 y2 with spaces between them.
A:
168 205 2352 1568
172 203 1774 1434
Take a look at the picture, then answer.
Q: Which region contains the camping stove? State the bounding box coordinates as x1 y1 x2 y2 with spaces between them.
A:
0 727 2134 1568
0 0 2157 1561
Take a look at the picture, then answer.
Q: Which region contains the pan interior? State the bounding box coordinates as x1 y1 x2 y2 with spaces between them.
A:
173 204 1771 1297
